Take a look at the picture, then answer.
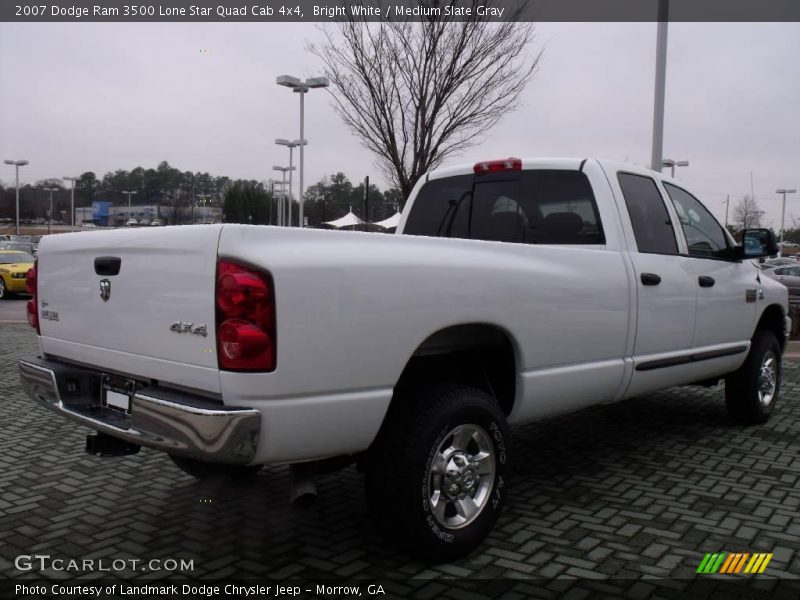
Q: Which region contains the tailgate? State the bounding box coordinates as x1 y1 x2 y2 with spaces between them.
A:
36 225 223 394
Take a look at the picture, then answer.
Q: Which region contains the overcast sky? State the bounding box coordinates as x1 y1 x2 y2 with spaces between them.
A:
0 21 798 226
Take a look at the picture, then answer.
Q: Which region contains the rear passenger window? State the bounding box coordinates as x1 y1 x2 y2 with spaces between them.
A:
519 171 604 244
469 180 523 243
404 170 605 245
617 173 678 254
402 175 472 238
663 183 729 258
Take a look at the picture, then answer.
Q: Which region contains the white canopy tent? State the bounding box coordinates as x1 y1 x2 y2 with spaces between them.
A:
373 212 402 230
323 210 365 229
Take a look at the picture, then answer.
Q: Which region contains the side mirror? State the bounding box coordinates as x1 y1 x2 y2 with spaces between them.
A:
737 228 779 259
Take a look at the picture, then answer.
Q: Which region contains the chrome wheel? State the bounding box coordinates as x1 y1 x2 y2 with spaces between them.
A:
0 278 5 299
427 423 495 530
757 351 777 407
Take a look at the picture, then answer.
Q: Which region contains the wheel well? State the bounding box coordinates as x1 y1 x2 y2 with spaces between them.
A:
393 324 517 415
756 304 787 352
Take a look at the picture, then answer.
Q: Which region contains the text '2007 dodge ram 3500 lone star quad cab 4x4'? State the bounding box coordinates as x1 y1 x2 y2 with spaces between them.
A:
19 158 789 560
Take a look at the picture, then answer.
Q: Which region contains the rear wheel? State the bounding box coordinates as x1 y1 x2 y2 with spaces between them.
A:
0 277 8 299
169 455 262 480
366 384 509 562
725 330 781 424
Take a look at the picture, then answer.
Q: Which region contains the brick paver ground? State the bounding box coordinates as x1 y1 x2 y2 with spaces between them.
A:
1 324 798 587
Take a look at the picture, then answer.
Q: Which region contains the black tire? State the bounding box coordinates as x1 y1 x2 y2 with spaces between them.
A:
0 277 8 300
725 330 781 425
366 384 509 562
169 455 262 480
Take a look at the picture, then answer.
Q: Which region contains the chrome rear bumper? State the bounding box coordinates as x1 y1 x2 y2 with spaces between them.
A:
18 358 261 464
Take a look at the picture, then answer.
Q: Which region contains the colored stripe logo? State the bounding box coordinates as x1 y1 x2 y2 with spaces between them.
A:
697 552 772 574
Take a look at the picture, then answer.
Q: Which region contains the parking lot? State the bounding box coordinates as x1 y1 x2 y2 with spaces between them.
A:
0 297 26 323
0 322 798 590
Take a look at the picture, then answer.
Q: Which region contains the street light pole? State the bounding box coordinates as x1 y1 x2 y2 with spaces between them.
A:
272 166 295 226
122 190 138 225
43 187 59 234
4 159 29 236
62 176 78 231
777 188 797 255
662 159 689 178
650 0 669 171
275 138 307 227
277 75 329 228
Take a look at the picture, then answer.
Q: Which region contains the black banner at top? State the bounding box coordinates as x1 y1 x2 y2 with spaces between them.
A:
1 0 800 23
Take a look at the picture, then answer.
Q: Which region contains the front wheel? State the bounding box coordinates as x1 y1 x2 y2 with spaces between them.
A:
169 455 262 481
366 384 509 562
725 330 782 425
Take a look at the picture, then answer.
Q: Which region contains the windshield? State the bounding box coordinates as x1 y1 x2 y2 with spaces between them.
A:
0 252 34 264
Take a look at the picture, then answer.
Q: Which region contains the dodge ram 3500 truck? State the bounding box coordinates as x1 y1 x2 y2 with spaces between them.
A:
19 158 789 560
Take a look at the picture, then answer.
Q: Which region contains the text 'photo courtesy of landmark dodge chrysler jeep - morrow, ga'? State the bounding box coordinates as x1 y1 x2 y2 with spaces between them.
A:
19 158 789 560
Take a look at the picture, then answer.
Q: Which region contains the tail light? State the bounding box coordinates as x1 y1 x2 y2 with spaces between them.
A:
26 261 39 334
473 157 522 175
215 259 275 371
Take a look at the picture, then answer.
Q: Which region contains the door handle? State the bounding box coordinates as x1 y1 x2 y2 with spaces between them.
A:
641 273 661 286
94 256 121 276
698 276 715 288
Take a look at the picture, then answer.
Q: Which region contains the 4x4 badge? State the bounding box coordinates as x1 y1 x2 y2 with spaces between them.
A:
99 279 111 302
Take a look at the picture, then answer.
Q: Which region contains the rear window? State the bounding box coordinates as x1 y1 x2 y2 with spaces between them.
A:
404 170 604 245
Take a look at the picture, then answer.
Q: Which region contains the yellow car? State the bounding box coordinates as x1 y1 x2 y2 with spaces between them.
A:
0 250 35 299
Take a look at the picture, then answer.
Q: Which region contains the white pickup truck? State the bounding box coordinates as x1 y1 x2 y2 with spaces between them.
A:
19 158 789 560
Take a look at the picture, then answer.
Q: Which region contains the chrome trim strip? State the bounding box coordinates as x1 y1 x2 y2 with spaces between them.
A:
18 359 261 464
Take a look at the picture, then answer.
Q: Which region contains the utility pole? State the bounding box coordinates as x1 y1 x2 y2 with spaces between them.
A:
724 195 730 228
777 188 798 255
364 176 369 231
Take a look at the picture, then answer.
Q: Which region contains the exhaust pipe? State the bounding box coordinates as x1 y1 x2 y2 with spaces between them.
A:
289 463 317 506
85 433 140 457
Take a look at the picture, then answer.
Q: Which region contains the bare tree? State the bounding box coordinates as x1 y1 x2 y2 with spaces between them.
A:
310 1 541 205
732 195 764 231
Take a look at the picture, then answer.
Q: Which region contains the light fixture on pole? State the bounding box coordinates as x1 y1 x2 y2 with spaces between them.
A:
122 190 138 225
662 159 689 178
63 176 79 231
275 138 307 227
4 159 29 236
272 166 295 227
777 188 797 255
43 187 59 234
276 75 329 228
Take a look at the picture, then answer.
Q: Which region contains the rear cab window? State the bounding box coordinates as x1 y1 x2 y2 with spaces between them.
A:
403 170 605 245
617 172 678 255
